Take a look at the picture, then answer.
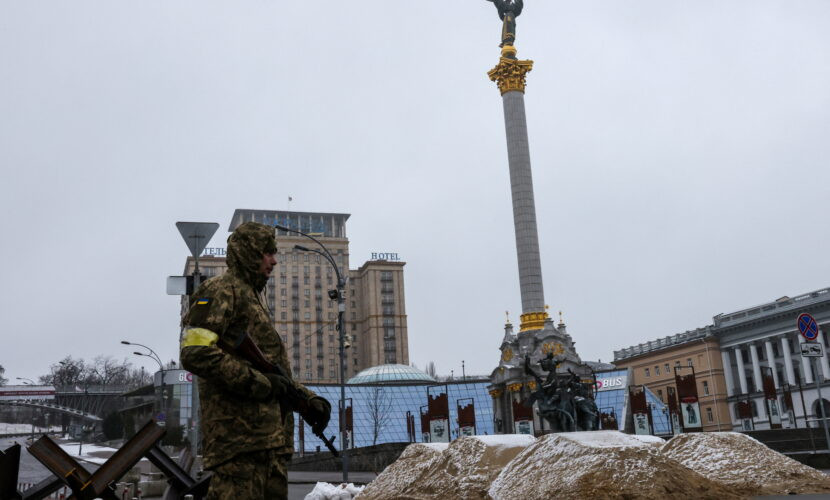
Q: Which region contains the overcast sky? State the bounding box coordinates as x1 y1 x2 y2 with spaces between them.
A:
1 1 829 382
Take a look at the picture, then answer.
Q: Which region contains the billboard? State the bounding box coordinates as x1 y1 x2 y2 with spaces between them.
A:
0 385 56 401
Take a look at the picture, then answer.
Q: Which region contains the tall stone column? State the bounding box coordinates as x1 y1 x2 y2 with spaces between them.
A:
764 339 780 388
489 45 547 333
801 353 815 384
749 344 763 393
734 346 749 395
781 336 797 385
721 350 736 397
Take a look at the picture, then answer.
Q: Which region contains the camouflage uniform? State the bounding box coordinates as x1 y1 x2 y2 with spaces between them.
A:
180 222 318 499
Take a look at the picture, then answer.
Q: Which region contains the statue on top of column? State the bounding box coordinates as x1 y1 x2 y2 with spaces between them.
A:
486 0 524 48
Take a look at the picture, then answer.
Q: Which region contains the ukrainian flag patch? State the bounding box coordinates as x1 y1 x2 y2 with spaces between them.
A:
196 298 210 306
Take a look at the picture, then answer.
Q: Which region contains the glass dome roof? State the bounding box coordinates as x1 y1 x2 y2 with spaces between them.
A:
347 364 437 384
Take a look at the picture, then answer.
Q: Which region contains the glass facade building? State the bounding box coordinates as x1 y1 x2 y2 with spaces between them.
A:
295 380 494 452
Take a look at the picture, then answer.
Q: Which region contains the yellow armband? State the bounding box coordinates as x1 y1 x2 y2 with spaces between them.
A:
181 327 219 348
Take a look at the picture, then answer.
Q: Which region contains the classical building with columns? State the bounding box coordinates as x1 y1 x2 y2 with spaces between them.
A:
613 328 731 432
715 287 830 430
615 286 830 431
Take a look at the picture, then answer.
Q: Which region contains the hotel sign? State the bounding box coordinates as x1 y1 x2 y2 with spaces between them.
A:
371 252 401 261
201 247 226 257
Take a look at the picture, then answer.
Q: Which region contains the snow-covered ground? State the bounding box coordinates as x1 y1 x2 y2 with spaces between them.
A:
56 442 120 465
304 482 364 500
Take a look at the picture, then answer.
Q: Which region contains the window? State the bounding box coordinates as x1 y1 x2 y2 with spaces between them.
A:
304 359 311 368
329 370 336 378
281 312 287 320
292 266 298 274
304 289 311 296
351 301 356 308
304 266 309 274
664 363 670 374
304 300 310 308
645 368 650 377
281 335 287 343
281 300 287 307
304 312 311 320
303 255 308 262
702 380 710 396
687 358 693 367
280 276 286 284
655 366 661 375
657 389 663 401
675 360 680 367
292 254 298 262
706 407 714 423
304 276 309 285
280 288 286 296
351 312 356 320
305 346 311 354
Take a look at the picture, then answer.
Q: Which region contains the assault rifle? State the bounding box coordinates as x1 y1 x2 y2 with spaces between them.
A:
219 330 339 457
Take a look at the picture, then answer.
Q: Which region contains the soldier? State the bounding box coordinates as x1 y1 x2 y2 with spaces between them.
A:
180 221 331 499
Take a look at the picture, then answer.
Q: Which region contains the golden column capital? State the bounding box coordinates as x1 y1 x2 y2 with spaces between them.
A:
488 53 534 95
519 310 549 332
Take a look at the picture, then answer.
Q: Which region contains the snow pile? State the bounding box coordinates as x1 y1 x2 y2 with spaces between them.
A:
662 432 830 496
358 436 534 500
356 442 447 500
489 431 735 500
304 482 364 500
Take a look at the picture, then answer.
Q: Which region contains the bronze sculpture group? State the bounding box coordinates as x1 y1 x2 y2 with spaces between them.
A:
524 354 600 432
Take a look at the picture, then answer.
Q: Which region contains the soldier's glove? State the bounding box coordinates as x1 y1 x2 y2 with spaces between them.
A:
304 396 331 435
264 373 291 400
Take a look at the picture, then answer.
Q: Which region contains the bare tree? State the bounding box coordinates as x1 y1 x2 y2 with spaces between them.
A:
425 361 437 378
39 356 86 387
0 365 7 386
39 356 150 389
367 386 393 446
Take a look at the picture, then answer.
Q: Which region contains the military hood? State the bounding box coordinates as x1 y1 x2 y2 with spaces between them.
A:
226 221 277 291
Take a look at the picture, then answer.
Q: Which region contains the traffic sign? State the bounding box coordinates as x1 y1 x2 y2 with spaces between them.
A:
797 313 820 341
801 342 824 358
176 222 219 258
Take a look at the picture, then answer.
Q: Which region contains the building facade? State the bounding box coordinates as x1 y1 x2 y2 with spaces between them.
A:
714 287 830 430
183 209 409 383
613 329 732 432
615 286 830 432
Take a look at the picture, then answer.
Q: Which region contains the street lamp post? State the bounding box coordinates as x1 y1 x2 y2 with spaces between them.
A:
121 341 166 423
274 224 349 483
17 378 36 441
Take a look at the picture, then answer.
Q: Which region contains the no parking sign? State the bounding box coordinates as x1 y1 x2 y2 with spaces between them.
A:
797 313 820 341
